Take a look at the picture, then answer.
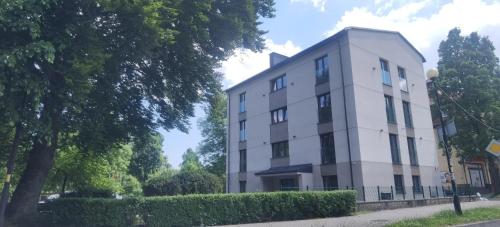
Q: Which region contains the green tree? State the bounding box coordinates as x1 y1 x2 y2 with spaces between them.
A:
0 0 275 224
435 28 500 192
143 168 178 196
198 92 227 176
143 169 223 196
129 132 166 182
121 175 143 197
181 148 202 172
44 144 133 197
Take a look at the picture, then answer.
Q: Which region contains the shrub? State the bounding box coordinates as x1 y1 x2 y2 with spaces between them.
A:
39 198 142 226
144 169 223 196
121 175 143 197
143 168 177 196
39 190 356 226
162 170 223 196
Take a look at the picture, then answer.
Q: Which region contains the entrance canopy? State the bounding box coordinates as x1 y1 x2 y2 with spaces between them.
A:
255 164 312 176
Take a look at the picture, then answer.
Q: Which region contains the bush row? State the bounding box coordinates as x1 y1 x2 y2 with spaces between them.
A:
39 190 356 226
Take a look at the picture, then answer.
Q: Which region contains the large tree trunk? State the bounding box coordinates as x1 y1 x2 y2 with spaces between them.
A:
5 140 57 226
5 69 65 226
0 122 23 227
487 156 500 194
60 174 68 197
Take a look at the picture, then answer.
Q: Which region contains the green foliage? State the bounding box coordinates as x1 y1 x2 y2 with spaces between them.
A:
180 148 202 172
143 168 222 196
121 175 143 197
163 170 223 196
142 168 177 196
45 144 133 196
129 132 167 182
436 28 500 160
388 207 500 227
143 191 356 226
39 190 356 226
198 91 227 176
39 198 142 227
0 0 276 219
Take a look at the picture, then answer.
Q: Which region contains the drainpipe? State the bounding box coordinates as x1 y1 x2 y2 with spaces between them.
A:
226 93 231 193
338 37 354 188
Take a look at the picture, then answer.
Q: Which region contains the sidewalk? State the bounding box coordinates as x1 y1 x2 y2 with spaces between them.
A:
221 200 500 227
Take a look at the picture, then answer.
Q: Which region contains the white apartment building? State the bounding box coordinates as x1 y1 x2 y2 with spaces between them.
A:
225 27 442 199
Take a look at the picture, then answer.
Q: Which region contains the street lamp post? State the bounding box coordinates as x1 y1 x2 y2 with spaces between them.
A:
427 69 462 215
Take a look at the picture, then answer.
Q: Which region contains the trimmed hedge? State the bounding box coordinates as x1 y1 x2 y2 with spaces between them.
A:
39 190 356 226
39 198 142 226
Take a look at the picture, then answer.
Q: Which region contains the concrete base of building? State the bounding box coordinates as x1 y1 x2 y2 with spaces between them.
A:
357 196 479 212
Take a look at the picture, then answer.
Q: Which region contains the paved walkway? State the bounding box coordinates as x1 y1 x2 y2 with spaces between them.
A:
222 200 500 227
456 220 500 227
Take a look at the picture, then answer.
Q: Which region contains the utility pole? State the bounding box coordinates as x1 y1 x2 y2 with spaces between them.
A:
427 69 462 215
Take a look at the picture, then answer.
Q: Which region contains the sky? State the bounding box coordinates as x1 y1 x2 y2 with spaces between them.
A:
162 0 500 168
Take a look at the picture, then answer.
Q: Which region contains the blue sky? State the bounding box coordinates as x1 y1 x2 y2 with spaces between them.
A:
162 0 500 168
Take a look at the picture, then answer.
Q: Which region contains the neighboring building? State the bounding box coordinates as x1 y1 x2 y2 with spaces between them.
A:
434 127 493 191
225 27 442 196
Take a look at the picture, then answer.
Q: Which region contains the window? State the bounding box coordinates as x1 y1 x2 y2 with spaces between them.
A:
272 141 289 158
385 95 396 123
389 134 401 164
394 175 404 194
323 175 338 191
402 101 413 128
239 120 246 141
320 133 335 164
398 67 408 92
271 74 287 92
407 137 418 166
412 175 422 193
239 92 246 113
239 181 246 193
239 149 247 172
315 55 329 83
280 178 298 191
380 59 391 85
271 107 287 124
317 93 332 123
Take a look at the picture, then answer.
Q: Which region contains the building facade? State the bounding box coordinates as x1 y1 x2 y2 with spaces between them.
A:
226 27 442 196
434 128 493 191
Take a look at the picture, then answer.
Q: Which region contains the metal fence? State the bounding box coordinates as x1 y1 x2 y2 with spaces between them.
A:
280 184 492 202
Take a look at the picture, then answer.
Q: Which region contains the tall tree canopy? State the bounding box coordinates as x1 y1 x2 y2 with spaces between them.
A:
435 28 500 192
0 0 275 224
198 92 227 176
181 148 202 172
129 131 167 182
44 144 134 197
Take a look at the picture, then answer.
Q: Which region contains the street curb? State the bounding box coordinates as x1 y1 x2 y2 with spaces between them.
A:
453 219 500 227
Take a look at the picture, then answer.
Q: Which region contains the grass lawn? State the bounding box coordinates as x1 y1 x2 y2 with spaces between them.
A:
388 207 500 227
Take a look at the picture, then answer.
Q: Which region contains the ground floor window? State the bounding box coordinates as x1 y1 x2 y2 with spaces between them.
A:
239 181 246 193
322 175 338 190
412 175 422 193
280 178 298 191
394 175 404 194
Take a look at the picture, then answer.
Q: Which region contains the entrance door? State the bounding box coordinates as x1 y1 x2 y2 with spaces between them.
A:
280 178 298 191
469 168 484 187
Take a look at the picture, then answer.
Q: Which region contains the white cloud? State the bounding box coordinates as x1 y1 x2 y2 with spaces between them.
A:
290 0 328 12
325 0 500 52
219 39 301 87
